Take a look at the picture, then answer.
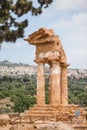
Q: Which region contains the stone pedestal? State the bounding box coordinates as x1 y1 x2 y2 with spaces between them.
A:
49 61 61 105
61 64 68 105
37 62 45 105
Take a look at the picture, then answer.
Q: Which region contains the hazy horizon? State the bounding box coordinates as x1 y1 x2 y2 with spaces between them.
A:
0 60 87 70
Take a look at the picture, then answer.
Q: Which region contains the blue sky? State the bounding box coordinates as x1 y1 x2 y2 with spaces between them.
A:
0 0 87 69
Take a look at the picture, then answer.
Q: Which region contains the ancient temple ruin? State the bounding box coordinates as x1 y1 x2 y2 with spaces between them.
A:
25 28 69 106
24 28 86 120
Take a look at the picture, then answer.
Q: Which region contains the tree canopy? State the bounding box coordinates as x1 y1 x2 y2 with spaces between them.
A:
0 0 53 44
0 75 87 113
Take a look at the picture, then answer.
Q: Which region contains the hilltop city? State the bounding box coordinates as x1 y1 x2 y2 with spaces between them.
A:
0 60 87 79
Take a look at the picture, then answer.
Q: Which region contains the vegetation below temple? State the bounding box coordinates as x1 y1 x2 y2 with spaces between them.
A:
0 75 87 113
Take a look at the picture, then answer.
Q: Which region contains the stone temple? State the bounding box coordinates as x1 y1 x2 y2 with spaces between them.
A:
24 28 86 120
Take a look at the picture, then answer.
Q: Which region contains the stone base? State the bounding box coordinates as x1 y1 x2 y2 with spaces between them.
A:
24 104 86 122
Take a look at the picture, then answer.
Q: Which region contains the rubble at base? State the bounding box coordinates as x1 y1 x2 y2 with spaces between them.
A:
9 121 74 130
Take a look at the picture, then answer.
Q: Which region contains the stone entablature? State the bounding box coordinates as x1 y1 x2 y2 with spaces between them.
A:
25 28 67 64
25 28 69 106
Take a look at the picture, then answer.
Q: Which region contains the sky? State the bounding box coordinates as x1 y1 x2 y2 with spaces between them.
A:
0 0 87 69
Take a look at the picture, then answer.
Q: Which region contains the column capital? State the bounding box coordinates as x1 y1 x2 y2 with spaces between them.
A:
34 59 45 64
48 59 61 66
60 63 70 68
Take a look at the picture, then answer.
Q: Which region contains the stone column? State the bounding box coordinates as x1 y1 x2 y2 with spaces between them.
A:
49 61 61 105
37 62 45 105
61 64 68 105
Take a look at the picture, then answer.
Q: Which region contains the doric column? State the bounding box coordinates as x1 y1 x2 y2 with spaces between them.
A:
49 61 61 105
61 64 68 105
37 62 45 105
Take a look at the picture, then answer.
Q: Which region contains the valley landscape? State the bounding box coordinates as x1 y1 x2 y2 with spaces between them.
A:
0 60 87 130
0 60 87 113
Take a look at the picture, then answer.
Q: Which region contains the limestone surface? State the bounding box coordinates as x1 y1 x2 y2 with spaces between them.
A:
9 122 74 130
0 114 10 126
25 28 68 106
24 28 86 122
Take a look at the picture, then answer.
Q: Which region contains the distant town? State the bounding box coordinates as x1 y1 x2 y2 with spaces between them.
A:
0 60 87 79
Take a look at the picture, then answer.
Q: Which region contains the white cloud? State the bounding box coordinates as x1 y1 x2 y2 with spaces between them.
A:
51 12 87 28
72 13 87 25
48 11 87 68
50 12 87 44
67 49 87 68
2 42 24 49
54 0 87 11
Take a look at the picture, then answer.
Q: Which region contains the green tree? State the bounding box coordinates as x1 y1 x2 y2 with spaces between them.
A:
0 0 53 44
13 93 36 112
68 77 87 106
78 93 87 107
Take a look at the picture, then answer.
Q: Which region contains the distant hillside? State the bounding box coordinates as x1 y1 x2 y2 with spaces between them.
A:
0 61 87 113
0 60 30 67
0 60 87 79
0 60 37 77
67 69 87 79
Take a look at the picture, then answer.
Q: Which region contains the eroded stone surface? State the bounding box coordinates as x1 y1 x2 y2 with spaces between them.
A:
9 122 75 130
9 124 33 130
24 28 86 123
25 28 68 106
0 114 10 126
35 122 75 130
